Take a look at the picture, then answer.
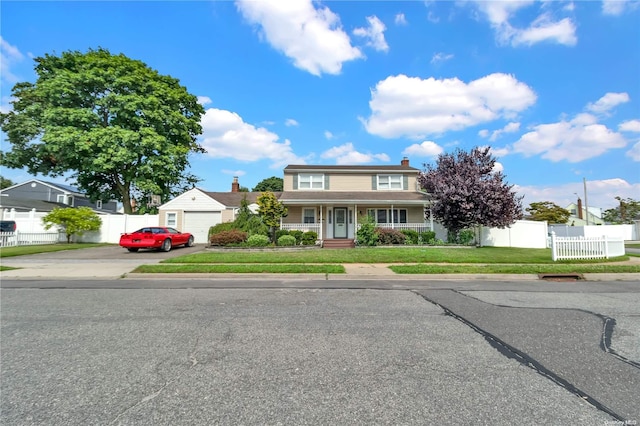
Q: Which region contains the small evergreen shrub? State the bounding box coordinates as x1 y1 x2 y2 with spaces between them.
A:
420 231 436 244
301 231 317 245
376 227 406 245
246 234 271 247
356 216 378 246
208 222 237 238
458 229 475 245
275 229 290 240
209 230 247 246
277 235 297 246
289 230 304 245
401 229 419 245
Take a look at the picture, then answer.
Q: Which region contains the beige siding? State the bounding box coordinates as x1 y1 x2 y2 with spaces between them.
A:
283 174 294 191
221 209 235 223
328 174 373 191
158 210 184 230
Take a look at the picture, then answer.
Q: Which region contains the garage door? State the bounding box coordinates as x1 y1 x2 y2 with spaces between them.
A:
184 212 221 244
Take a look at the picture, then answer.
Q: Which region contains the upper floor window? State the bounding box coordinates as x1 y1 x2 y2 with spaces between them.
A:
377 175 403 190
299 174 324 190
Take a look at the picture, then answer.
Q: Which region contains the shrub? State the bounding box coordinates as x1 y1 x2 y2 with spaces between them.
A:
239 216 269 237
277 235 297 246
275 229 290 240
209 229 247 246
246 234 271 247
376 227 406 245
401 229 419 245
301 231 317 245
420 231 436 244
356 216 378 246
458 228 475 245
289 230 304 245
208 222 237 238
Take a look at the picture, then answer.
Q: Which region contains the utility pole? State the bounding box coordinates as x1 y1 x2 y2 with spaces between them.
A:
583 177 589 225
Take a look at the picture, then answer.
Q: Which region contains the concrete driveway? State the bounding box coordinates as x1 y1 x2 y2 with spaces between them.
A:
0 244 206 279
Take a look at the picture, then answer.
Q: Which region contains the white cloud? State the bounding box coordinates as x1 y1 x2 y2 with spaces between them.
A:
471 1 577 47
512 113 627 162
0 37 25 85
478 129 490 138
493 162 504 173
627 141 640 161
235 0 362 76
197 96 212 106
489 121 520 141
394 13 407 25
619 119 640 132
511 15 577 46
324 130 335 140
586 92 630 114
285 118 299 127
516 178 640 210
353 15 389 52
221 169 246 177
430 52 454 64
489 146 511 157
402 141 444 157
602 0 639 15
364 73 536 139
321 142 390 165
200 107 306 168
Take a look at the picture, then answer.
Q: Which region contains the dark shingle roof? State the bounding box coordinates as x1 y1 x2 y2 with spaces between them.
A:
279 191 431 204
204 192 283 207
284 164 420 173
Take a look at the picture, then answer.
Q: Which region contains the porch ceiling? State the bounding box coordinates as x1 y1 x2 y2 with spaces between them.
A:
279 191 432 205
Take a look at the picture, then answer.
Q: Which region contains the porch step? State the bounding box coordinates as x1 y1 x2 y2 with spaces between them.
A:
322 239 355 249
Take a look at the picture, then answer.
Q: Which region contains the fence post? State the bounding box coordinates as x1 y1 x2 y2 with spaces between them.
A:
604 235 609 259
551 231 557 261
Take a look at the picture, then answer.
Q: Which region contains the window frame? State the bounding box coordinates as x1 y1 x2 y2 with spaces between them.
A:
377 174 403 190
166 212 177 227
298 173 325 190
303 208 316 224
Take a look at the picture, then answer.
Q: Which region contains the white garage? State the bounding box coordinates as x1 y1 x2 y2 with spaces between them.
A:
184 211 221 244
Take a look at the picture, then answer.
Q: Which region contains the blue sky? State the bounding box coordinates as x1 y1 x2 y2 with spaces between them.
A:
1 0 639 211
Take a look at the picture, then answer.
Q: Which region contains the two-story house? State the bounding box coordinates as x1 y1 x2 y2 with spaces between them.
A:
279 158 433 247
0 179 119 213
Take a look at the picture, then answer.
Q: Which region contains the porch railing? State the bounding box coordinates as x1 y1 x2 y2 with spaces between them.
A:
280 223 321 234
374 223 432 233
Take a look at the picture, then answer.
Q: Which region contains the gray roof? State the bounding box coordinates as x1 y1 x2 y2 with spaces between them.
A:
204 191 282 207
279 191 431 205
0 196 68 212
42 181 82 194
284 164 420 173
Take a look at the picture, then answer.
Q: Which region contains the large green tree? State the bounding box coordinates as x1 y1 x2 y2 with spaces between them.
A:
417 147 523 239
526 201 570 224
603 197 640 224
42 206 102 243
0 48 205 214
252 176 284 192
0 176 14 190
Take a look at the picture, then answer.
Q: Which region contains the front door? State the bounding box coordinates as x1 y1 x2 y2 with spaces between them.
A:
333 208 347 238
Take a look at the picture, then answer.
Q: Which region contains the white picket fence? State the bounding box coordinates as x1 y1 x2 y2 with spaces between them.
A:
0 231 63 247
550 232 625 261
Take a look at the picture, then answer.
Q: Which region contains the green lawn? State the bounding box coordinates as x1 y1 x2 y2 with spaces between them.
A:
163 246 628 265
390 264 640 274
0 243 109 258
133 264 345 274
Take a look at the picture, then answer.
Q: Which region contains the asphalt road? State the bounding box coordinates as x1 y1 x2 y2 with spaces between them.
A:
2 280 639 425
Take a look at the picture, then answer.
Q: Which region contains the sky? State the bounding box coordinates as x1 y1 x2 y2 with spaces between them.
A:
1 0 639 212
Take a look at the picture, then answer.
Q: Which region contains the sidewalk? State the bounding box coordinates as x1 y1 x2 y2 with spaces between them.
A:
1 258 639 281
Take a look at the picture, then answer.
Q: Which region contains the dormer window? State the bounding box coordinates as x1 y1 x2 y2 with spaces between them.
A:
299 174 324 190
377 175 403 190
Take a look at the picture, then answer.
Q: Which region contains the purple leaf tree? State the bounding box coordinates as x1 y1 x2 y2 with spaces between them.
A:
417 147 523 240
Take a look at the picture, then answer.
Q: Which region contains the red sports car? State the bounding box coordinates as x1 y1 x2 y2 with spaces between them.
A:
119 227 194 252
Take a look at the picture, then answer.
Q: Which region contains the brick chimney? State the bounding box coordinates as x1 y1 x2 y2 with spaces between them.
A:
231 176 240 193
401 157 409 167
577 197 583 219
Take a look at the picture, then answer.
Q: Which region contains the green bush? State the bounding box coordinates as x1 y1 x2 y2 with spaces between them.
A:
356 216 378 246
301 231 317 245
401 229 419 245
209 230 247 246
458 229 475 245
376 227 406 245
420 231 436 244
275 229 290 240
290 230 304 245
277 235 297 246
246 234 271 247
208 222 237 238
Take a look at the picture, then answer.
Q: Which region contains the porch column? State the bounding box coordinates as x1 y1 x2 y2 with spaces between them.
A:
391 204 394 229
354 204 358 238
319 205 323 241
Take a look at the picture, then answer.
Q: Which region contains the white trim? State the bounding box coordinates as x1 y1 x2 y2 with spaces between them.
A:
298 173 324 190
377 174 403 190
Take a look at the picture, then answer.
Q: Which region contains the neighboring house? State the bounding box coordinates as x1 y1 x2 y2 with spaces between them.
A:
158 177 265 244
565 198 604 226
0 179 119 213
280 158 433 247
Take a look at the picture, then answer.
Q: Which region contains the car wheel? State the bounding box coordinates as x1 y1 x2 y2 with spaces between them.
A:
127 248 139 252
186 236 194 247
161 238 172 252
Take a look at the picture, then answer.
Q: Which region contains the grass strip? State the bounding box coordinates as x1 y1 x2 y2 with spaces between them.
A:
0 243 110 258
390 264 640 274
0 266 19 271
132 264 345 274
163 247 628 265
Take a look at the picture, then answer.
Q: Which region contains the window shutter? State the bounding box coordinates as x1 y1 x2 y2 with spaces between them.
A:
403 175 408 190
293 174 298 190
371 175 377 190
324 175 330 190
